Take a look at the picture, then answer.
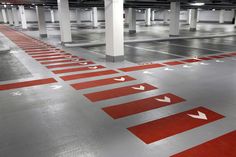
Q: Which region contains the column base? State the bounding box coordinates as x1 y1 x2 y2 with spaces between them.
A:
40 34 47 38
106 55 124 62
190 28 196 31
61 41 73 45
169 34 179 37
129 30 136 34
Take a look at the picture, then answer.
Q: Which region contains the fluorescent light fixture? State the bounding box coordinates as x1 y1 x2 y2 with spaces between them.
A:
190 2 205 6
212 9 215 11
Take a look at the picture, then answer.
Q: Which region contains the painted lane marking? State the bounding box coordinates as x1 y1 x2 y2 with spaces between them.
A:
50 85 62 90
119 63 165 72
46 61 93 69
88 66 98 70
164 67 174 71
155 96 171 103
114 77 126 82
143 71 153 74
163 61 185 66
183 65 192 68
216 60 224 63
11 91 23 96
188 111 207 120
52 65 105 74
132 85 145 91
127 107 224 144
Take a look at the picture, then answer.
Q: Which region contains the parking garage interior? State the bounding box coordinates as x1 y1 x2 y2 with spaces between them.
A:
0 0 236 157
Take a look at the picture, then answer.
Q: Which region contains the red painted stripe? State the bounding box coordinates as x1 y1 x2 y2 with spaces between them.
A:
61 70 119 81
32 53 70 58
0 78 57 90
40 60 75 65
25 49 52 53
171 130 236 157
208 55 225 59
26 50 56 54
36 56 77 61
84 83 157 102
52 65 105 74
219 54 233 57
128 107 224 144
119 63 165 72
163 61 185 66
103 93 185 119
28 52 57 56
71 75 136 90
46 61 94 69
182 59 202 63
198 57 213 60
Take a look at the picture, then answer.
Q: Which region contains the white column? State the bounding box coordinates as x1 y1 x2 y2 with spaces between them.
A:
76 8 82 24
190 9 197 31
163 10 168 24
219 9 225 24
151 10 155 21
145 8 151 26
125 9 129 25
92 7 98 28
19 5 27 29
169 2 180 36
186 9 190 24
36 6 47 37
57 0 72 43
197 10 200 22
1 9 7 23
234 10 236 27
129 8 136 34
105 0 124 62
12 7 19 27
6 8 13 25
50 9 55 23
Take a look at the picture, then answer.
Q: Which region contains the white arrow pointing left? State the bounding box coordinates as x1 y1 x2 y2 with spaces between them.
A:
155 96 171 103
132 85 145 91
188 111 208 120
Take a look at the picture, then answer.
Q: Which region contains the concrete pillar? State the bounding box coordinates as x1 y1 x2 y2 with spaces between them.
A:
186 9 190 24
19 5 27 29
6 8 13 25
125 9 129 25
190 9 197 31
163 10 168 24
36 6 47 37
104 0 124 62
219 9 225 24
92 7 98 28
145 8 151 26
234 10 236 27
1 9 7 23
12 7 19 27
169 2 180 36
50 9 55 23
129 8 136 34
151 10 155 21
197 10 200 22
76 8 82 25
57 0 72 43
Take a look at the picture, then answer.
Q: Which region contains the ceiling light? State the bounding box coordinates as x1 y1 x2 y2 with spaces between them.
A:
190 2 205 6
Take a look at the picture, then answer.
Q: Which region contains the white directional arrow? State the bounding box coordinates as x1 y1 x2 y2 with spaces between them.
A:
155 96 171 103
164 68 174 71
143 71 153 74
216 60 224 63
11 91 22 96
114 77 126 82
10 50 19 54
188 111 208 120
183 65 192 68
132 85 145 91
80 62 88 65
200 62 209 65
51 85 62 90
89 66 98 70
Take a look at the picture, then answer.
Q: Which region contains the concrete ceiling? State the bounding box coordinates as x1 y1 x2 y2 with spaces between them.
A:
1 0 236 9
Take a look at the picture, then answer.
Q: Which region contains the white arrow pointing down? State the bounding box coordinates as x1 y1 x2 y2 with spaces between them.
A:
114 77 125 82
188 111 208 120
132 85 145 90
155 96 171 103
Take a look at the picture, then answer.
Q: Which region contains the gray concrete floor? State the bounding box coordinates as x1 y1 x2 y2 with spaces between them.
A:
0 23 235 157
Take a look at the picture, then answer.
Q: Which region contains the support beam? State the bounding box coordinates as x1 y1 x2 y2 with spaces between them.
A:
92 7 98 28
1 9 7 23
163 10 168 25
57 0 72 43
145 8 151 26
190 9 197 31
129 8 136 34
19 5 27 29
186 9 190 24
36 6 47 37
6 8 13 25
104 0 124 62
169 2 180 36
76 8 82 25
50 9 55 23
219 9 225 24
12 7 19 27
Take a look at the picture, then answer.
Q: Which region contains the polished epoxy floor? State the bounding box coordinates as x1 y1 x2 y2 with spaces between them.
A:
0 23 235 157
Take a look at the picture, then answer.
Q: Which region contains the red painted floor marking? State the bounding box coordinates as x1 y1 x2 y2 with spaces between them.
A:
119 63 165 72
219 54 233 57
61 70 119 81
103 93 185 119
52 65 105 74
163 61 185 66
84 83 157 102
28 52 58 56
171 130 236 157
198 57 213 60
128 107 224 144
71 75 136 90
32 53 70 58
182 59 202 63
25 49 52 53
36 56 77 61
0 78 57 90
40 60 76 65
208 55 225 59
46 61 94 69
